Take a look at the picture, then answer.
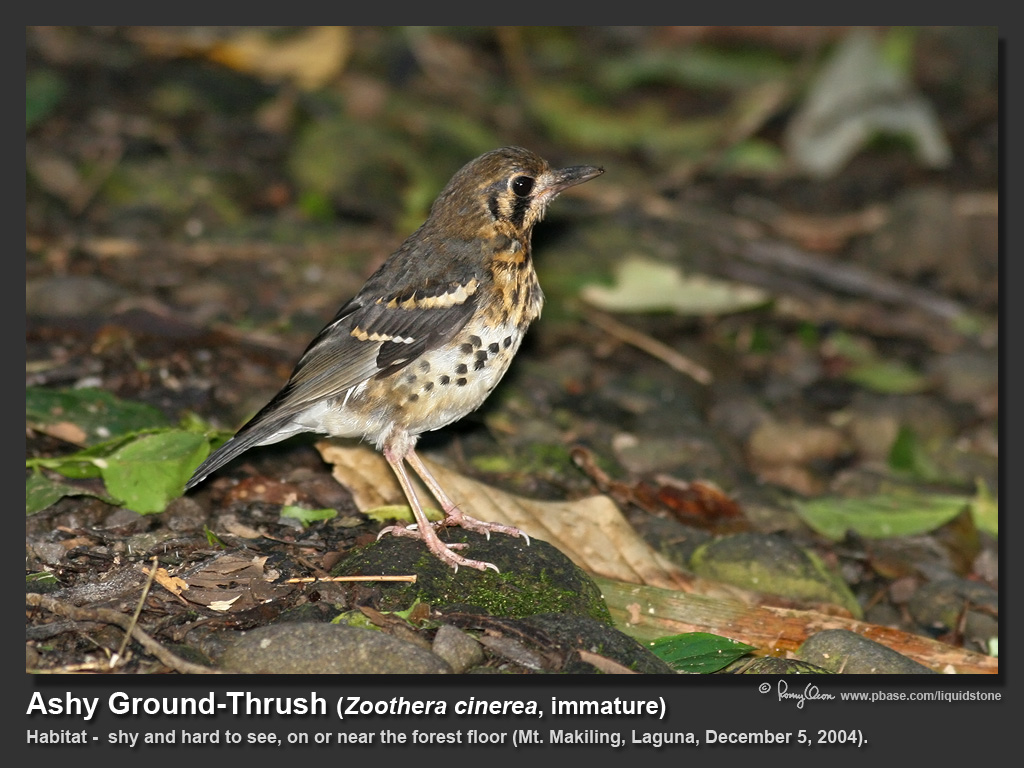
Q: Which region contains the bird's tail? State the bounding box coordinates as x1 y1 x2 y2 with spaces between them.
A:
185 414 297 491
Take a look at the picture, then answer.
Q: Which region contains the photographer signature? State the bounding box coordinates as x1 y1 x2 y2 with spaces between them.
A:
760 680 836 709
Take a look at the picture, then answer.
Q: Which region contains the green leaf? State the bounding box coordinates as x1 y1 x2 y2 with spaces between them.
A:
27 387 169 446
331 600 424 630
844 359 929 394
331 610 380 630
599 45 793 92
888 425 941 480
648 632 756 674
26 472 118 515
969 479 998 537
27 69 67 130
825 333 929 394
364 504 442 524
280 505 338 526
715 138 787 174
101 431 211 514
204 526 229 548
794 492 971 541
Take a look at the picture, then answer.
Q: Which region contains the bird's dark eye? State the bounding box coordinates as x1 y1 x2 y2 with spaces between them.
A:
510 176 535 197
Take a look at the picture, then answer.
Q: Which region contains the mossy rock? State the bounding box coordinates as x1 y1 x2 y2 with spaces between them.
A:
332 530 612 625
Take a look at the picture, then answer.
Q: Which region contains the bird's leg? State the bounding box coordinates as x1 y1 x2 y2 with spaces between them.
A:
405 449 530 546
377 445 499 573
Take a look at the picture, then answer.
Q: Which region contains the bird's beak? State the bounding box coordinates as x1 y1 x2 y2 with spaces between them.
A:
548 165 605 195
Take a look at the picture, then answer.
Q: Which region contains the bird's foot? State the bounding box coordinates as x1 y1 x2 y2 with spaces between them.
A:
441 510 531 546
377 523 498 573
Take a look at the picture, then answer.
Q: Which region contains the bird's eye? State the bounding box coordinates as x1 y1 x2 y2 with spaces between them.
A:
510 176 535 197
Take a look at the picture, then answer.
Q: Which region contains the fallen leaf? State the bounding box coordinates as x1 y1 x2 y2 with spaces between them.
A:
207 26 351 90
598 577 996 674
183 553 270 589
206 595 242 612
581 257 768 315
784 28 951 178
218 515 264 540
793 492 972 541
143 566 189 596
317 441 689 591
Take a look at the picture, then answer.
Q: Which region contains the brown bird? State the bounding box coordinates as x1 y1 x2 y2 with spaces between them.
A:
186 147 603 572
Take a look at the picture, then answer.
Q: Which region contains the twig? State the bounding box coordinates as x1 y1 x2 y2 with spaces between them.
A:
26 593 219 674
116 557 159 663
577 649 639 674
584 309 713 385
737 239 968 321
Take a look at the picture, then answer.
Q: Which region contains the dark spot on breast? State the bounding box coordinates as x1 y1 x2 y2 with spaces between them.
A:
473 359 486 371
503 336 513 348
404 373 417 385
456 377 468 386
422 381 434 392
488 342 500 354
439 375 450 385
455 364 468 375
468 334 482 348
407 393 419 402
418 360 431 373
459 343 474 354
475 350 488 362
510 287 520 306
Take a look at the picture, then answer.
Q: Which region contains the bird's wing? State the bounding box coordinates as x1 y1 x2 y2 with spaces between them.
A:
185 281 480 489
245 276 482 424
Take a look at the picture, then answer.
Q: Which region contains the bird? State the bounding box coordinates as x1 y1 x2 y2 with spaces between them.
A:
186 146 603 572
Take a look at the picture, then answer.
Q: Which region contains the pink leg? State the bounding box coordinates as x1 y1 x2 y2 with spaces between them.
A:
377 446 500 573
405 449 530 545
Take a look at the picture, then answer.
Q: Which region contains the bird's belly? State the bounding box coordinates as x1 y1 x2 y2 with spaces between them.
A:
313 318 530 446
391 320 526 434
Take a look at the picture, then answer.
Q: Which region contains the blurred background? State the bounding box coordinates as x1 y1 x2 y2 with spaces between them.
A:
26 27 998 667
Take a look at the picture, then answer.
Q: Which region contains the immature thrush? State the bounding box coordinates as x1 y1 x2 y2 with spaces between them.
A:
186 147 603 571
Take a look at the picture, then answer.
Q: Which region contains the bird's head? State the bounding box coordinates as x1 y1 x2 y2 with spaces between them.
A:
430 146 603 240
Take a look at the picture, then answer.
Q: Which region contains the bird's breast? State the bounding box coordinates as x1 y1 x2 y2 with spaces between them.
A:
381 313 533 435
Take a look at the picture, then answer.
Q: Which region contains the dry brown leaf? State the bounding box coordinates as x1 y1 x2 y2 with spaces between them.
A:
206 595 242 612
142 566 189 596
317 441 689 591
217 514 264 540
207 26 351 90
576 649 639 674
38 421 88 446
183 553 269 589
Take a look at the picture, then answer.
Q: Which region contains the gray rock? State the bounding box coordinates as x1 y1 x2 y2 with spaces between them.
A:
431 624 484 673
908 576 998 646
218 622 452 674
689 533 862 618
26 275 127 317
522 613 675 674
797 629 935 674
